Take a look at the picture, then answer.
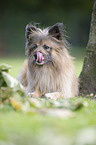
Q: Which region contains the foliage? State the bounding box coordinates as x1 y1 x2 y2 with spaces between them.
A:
0 64 86 118
0 63 96 145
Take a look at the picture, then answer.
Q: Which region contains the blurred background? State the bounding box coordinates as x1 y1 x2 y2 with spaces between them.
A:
0 0 93 55
0 0 93 76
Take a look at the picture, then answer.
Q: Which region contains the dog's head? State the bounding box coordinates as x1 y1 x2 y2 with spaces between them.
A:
25 23 68 67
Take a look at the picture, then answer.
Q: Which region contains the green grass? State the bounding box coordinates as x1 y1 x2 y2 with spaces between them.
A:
0 97 96 145
1 48 96 145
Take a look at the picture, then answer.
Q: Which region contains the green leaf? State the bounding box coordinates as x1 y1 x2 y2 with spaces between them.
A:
0 64 11 73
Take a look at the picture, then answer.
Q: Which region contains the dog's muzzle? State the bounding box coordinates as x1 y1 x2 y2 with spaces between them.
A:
33 52 45 65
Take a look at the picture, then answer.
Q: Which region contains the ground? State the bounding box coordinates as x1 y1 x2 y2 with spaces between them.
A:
0 47 96 145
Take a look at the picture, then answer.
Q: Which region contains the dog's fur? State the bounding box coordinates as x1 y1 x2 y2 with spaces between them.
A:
17 23 79 98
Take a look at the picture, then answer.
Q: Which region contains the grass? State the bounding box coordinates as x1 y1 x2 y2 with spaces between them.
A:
0 97 96 145
0 47 96 145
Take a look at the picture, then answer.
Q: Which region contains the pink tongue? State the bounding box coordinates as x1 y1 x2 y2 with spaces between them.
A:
36 52 43 62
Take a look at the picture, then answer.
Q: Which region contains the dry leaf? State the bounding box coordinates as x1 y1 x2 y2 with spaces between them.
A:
10 98 21 111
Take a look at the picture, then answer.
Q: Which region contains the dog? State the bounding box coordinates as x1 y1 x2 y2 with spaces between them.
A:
17 22 79 99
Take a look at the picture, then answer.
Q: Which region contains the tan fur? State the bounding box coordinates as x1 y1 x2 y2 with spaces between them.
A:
17 23 79 98
17 59 28 87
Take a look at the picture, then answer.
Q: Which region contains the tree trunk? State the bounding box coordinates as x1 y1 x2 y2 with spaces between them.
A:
79 0 96 95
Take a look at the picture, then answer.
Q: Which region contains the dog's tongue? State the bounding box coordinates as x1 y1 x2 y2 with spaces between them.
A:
36 52 43 62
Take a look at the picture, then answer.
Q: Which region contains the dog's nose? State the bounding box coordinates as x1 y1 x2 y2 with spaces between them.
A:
33 52 37 60
33 52 43 62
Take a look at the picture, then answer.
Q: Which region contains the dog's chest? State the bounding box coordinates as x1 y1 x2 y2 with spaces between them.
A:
29 66 62 93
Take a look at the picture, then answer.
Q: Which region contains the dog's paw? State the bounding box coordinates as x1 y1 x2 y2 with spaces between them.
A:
28 92 36 97
45 92 63 100
28 92 45 98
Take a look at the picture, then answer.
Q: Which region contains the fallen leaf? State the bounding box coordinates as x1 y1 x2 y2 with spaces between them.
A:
10 98 21 111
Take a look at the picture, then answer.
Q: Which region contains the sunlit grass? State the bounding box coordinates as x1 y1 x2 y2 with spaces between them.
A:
0 97 96 145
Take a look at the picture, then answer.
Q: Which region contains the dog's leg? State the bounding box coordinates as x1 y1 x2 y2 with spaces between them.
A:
28 86 45 98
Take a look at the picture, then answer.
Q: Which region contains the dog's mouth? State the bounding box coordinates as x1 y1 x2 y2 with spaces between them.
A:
33 52 47 65
35 60 45 65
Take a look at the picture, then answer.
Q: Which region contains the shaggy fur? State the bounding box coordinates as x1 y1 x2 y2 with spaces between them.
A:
17 23 79 98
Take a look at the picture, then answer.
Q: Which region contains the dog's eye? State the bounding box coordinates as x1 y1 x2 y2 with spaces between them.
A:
33 44 37 49
43 45 50 50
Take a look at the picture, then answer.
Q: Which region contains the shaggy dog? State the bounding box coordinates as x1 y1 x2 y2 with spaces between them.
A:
17 23 79 98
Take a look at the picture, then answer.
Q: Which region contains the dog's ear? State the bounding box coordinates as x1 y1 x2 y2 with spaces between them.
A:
25 24 38 39
48 23 63 40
